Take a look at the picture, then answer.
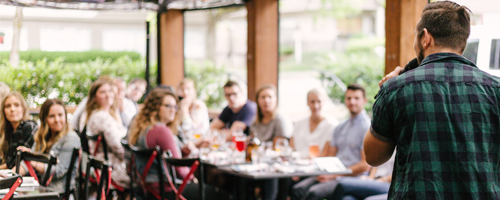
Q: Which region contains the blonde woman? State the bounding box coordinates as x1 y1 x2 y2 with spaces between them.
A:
129 88 195 198
0 92 37 169
17 99 81 192
82 77 129 188
177 78 210 136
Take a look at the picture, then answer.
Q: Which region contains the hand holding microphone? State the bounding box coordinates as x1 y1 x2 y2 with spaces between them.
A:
378 58 419 87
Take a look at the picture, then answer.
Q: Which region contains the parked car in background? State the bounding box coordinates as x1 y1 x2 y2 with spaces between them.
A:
463 26 500 77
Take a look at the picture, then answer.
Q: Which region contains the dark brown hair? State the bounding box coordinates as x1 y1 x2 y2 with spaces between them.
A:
255 85 278 124
35 99 71 153
347 83 366 98
128 88 180 145
416 1 472 53
223 80 241 89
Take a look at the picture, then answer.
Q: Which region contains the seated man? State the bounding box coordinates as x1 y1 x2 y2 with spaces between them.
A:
126 77 147 103
210 80 256 137
292 84 371 200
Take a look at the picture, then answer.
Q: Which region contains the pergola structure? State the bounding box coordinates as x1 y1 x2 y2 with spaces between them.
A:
2 0 429 101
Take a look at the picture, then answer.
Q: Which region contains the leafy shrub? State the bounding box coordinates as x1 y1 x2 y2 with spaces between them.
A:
0 57 228 110
318 36 385 112
185 60 227 109
0 50 142 63
0 57 152 107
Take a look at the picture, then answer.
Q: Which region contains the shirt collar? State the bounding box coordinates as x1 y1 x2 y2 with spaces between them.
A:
350 110 367 122
419 53 477 69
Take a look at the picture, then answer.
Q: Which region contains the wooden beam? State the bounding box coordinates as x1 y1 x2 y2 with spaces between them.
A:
385 0 427 75
246 0 279 101
158 10 185 87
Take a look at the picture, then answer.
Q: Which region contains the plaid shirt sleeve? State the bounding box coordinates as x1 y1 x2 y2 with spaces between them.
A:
370 88 395 143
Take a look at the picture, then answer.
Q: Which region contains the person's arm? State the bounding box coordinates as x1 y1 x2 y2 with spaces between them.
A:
364 129 396 166
316 150 370 182
210 118 225 130
70 97 88 131
46 132 81 180
148 125 190 179
320 143 337 157
289 137 294 149
229 121 247 133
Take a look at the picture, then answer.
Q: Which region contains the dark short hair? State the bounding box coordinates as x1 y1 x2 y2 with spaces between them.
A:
223 80 241 89
416 1 471 53
347 83 365 98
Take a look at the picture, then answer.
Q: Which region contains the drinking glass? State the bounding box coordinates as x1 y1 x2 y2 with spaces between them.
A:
309 142 320 159
275 138 289 153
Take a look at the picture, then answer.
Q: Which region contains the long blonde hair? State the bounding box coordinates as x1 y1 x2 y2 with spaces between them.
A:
0 92 30 161
34 99 71 153
255 85 278 124
84 77 119 124
129 88 180 145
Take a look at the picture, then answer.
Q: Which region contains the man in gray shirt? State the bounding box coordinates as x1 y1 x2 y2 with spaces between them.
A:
291 84 371 200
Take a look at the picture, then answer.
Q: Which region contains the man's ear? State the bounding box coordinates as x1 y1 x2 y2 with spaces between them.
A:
421 28 433 49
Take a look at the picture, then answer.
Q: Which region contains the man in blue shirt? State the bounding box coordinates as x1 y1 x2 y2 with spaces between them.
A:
211 80 257 136
292 84 371 200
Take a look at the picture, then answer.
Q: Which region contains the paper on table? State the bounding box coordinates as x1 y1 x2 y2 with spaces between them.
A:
313 157 348 173
231 163 269 172
20 177 39 187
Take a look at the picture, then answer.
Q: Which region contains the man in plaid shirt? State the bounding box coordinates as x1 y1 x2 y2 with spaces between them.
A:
364 1 500 199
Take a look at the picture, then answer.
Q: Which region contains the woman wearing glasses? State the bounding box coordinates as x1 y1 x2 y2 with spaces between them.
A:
128 87 197 199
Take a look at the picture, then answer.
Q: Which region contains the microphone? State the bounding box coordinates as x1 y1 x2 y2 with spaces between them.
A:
399 58 419 75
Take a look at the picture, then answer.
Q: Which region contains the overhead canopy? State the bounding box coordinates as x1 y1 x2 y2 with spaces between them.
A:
0 0 244 10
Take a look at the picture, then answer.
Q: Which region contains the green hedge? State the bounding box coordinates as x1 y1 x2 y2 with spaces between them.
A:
0 57 153 107
0 50 142 63
0 57 227 109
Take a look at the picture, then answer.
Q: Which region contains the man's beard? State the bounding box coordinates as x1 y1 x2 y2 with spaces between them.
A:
417 42 425 65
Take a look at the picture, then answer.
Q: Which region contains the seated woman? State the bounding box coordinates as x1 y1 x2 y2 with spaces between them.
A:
177 78 210 137
128 87 197 199
250 85 294 200
251 84 293 143
17 99 81 192
0 92 37 170
83 77 129 189
290 88 337 158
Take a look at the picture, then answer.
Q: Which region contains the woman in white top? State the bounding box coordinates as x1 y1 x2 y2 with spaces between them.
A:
177 78 210 136
290 87 337 158
82 77 129 188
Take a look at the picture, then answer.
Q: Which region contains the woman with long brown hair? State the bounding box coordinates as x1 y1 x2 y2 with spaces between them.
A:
129 87 196 199
0 92 37 169
82 77 129 188
17 99 81 192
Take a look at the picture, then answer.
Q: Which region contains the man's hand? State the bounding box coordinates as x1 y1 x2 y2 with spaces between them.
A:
379 66 403 87
315 174 339 183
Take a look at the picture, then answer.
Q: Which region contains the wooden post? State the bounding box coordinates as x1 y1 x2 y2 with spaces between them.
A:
385 0 427 75
158 10 185 87
246 0 279 101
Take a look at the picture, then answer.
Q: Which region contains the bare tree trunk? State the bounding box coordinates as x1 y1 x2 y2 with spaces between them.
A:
10 6 23 67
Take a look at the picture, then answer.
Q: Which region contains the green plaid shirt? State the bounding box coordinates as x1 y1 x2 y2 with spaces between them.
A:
371 53 500 199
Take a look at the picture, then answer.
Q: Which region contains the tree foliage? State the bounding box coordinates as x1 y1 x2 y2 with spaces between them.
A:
318 35 385 112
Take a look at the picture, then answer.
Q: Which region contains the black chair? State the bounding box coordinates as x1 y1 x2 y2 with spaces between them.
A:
62 148 80 200
128 145 167 200
0 173 23 200
15 150 57 186
85 132 127 199
81 156 111 200
164 154 205 200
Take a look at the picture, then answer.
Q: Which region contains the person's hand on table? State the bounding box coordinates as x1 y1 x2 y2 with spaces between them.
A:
379 66 403 87
181 145 192 157
291 176 301 182
315 174 339 183
17 146 31 152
